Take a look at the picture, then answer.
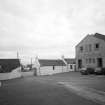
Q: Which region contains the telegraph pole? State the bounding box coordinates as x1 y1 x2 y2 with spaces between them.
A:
17 51 21 68
17 51 19 59
30 57 32 70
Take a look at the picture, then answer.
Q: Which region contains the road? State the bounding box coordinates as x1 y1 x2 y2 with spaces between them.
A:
0 75 100 105
38 72 105 92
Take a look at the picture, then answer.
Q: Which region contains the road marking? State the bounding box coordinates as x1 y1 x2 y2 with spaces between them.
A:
58 82 105 105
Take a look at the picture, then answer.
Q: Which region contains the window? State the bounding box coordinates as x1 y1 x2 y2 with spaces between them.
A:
85 45 88 52
89 44 92 51
86 59 88 64
89 58 91 63
93 58 95 63
86 58 95 64
95 43 99 50
80 46 83 52
85 44 92 52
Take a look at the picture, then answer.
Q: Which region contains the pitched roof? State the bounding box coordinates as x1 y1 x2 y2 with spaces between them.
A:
93 33 105 41
64 58 76 64
0 59 20 73
39 59 66 67
76 33 105 47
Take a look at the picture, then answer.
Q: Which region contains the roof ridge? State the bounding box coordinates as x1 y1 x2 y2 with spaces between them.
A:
93 33 105 41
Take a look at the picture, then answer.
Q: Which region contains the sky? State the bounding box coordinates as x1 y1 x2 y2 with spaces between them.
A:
0 0 105 64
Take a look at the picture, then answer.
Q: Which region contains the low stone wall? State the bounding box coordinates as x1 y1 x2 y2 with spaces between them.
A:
0 67 21 80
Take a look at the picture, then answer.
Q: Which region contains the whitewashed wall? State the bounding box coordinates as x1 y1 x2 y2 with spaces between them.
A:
0 67 21 80
53 66 67 74
37 66 69 76
39 66 53 75
21 71 35 77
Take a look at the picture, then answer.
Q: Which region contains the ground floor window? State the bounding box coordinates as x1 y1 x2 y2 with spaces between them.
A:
86 58 96 64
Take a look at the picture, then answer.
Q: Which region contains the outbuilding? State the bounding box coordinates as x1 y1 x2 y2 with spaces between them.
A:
35 59 67 75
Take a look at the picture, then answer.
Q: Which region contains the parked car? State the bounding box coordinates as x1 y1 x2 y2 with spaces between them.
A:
80 68 88 75
102 68 105 75
80 67 94 75
94 67 105 75
94 67 102 75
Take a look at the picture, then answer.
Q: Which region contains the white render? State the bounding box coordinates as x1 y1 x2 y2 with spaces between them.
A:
35 57 76 76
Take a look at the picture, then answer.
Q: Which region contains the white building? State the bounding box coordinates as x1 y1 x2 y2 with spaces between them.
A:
34 57 76 76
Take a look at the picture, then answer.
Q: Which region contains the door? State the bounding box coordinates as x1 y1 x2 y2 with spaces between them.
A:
97 58 103 67
78 59 82 69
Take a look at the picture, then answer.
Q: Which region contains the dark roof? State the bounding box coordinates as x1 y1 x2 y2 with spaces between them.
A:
0 59 20 73
39 59 66 67
94 33 105 41
64 58 76 64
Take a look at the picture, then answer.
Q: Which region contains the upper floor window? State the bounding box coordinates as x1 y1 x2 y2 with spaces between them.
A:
86 59 88 64
89 44 92 52
93 58 95 63
89 58 91 63
95 43 99 50
80 46 83 52
85 44 92 52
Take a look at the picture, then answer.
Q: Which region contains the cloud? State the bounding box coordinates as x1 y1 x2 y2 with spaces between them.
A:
0 0 105 63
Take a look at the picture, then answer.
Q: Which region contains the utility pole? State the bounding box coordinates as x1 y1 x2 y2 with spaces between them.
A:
17 51 19 59
30 57 32 70
17 51 21 68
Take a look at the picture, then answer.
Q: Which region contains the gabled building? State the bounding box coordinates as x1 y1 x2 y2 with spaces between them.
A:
35 59 66 75
35 57 76 76
76 33 105 71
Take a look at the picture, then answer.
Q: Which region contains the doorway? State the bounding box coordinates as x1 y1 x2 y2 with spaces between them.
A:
97 58 103 67
78 59 82 69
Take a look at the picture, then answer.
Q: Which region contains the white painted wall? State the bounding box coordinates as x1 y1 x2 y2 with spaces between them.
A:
21 71 35 77
37 66 69 76
39 66 53 75
53 66 67 74
0 67 21 80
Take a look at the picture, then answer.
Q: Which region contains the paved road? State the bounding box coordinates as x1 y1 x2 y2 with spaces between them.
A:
38 72 105 92
0 76 99 105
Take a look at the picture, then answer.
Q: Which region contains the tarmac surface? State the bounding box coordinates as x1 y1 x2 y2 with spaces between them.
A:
36 72 105 105
0 72 105 105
